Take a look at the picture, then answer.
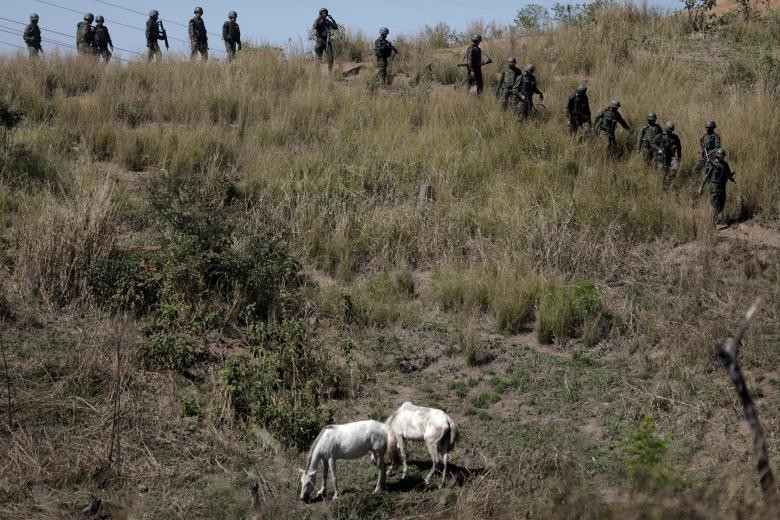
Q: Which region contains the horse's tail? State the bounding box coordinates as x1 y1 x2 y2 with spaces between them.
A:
446 417 459 453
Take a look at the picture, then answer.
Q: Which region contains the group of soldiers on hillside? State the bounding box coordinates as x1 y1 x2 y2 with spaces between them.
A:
20 8 735 225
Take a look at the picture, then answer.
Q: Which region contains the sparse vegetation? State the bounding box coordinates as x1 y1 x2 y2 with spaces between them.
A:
0 3 779 518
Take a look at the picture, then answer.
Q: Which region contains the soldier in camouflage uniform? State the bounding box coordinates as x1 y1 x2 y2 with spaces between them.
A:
495 57 521 109
653 121 682 190
374 27 397 86
189 7 208 61
566 84 591 135
465 34 486 95
76 13 96 56
146 10 163 62
23 13 42 57
515 64 544 119
698 147 735 224
694 120 721 175
312 8 337 70
223 11 241 63
94 16 113 62
594 100 632 151
635 112 662 165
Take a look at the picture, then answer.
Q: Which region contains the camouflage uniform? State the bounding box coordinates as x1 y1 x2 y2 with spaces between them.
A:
374 32 395 86
189 15 208 61
514 69 543 119
223 15 241 63
146 16 162 62
594 104 631 147
465 42 484 94
495 63 522 108
566 90 591 135
23 17 42 57
699 155 733 222
653 128 681 189
635 121 663 164
312 13 337 68
76 21 96 56
695 130 721 174
94 21 112 62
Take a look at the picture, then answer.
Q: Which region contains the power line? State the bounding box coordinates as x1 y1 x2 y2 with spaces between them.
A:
384 0 470 24
291 0 417 34
0 39 27 51
430 0 517 18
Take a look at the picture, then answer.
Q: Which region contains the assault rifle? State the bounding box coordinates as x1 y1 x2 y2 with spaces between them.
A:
158 20 169 50
703 149 736 183
457 55 493 67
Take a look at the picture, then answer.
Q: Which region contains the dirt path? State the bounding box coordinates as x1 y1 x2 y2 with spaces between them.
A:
720 221 780 249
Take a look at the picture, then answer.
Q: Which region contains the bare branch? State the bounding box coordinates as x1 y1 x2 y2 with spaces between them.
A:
717 298 776 500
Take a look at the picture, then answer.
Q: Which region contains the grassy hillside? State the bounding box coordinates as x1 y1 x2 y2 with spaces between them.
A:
1 4 779 518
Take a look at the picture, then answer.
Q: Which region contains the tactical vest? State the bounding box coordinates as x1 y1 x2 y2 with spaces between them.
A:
707 161 731 187
502 67 520 89
94 26 110 48
640 124 662 146
190 18 207 42
700 133 720 152
598 109 618 133
375 38 393 59
657 133 678 156
76 22 94 45
520 74 536 96
466 45 481 68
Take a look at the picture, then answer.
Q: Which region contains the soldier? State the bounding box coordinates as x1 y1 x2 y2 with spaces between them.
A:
189 7 208 61
635 112 662 165
515 63 544 119
566 84 591 135
312 8 337 71
594 100 632 150
698 147 735 224
465 34 486 95
223 11 241 63
694 120 721 174
495 57 522 109
93 16 113 62
76 13 96 56
653 121 682 190
374 27 397 86
23 13 43 57
146 10 164 62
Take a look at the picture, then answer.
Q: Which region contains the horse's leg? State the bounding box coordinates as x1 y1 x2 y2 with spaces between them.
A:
398 437 408 479
440 451 448 489
374 450 386 493
328 458 339 499
317 459 328 498
424 440 439 486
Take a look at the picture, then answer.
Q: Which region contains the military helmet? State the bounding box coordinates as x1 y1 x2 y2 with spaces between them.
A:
647 112 657 121
525 64 534 73
471 34 482 43
228 10 237 18
380 27 389 35
194 7 203 14
705 120 716 129
715 147 726 158
149 10 159 17
507 57 517 65
84 13 94 22
319 8 329 15
30 13 39 22
95 15 104 23
665 121 674 131
576 84 587 94
609 100 621 109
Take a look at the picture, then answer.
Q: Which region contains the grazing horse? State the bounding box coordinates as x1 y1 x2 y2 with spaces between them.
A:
385 402 459 487
299 420 394 500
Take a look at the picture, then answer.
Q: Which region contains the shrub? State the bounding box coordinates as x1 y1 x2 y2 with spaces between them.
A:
536 282 603 344
623 415 684 492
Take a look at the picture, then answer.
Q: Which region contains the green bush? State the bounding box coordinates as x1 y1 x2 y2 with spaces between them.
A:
623 414 685 492
537 282 603 344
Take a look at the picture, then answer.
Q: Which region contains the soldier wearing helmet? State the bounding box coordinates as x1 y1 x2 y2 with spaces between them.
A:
495 57 522 109
514 63 544 120
374 27 397 86
594 100 632 151
566 84 591 135
653 121 682 190
23 13 43 57
312 8 338 70
223 11 241 62
76 13 96 56
465 34 491 95
94 16 113 62
635 112 662 165
146 10 164 62
189 7 208 61
699 147 735 224
694 120 722 174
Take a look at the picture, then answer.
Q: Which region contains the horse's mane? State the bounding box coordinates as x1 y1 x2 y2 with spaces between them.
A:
305 426 333 469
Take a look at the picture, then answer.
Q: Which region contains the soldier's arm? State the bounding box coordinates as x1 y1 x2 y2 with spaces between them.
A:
236 27 241 49
617 112 631 131
675 136 682 159
635 127 644 150
188 20 195 40
223 22 230 40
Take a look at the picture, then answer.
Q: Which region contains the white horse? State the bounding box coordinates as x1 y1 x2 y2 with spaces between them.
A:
385 402 460 487
299 420 395 501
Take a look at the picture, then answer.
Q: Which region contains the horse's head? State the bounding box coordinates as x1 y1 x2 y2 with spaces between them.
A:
298 468 316 501
384 427 402 467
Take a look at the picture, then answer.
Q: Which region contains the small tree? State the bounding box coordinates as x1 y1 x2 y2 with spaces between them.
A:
682 0 717 32
515 4 551 33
